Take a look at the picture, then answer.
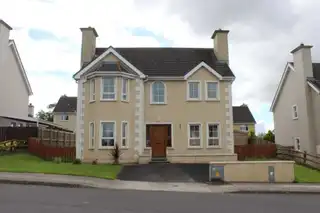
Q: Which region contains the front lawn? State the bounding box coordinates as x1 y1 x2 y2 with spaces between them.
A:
0 153 122 179
294 164 320 183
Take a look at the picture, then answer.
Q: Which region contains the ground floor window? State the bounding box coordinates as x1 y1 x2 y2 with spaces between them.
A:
207 123 220 147
89 122 95 149
240 124 248 132
294 137 301 151
146 124 172 148
188 123 201 147
121 121 129 148
100 121 115 147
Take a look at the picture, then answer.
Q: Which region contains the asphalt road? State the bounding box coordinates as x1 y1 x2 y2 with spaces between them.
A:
1 184 320 213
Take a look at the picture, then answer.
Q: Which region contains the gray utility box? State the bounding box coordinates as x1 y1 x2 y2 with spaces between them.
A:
209 165 224 181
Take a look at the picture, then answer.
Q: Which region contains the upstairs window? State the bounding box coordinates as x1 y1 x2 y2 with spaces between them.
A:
292 105 298 119
101 77 116 100
151 81 166 104
240 125 249 132
206 81 219 100
61 115 69 121
187 81 201 100
89 79 95 102
121 78 129 101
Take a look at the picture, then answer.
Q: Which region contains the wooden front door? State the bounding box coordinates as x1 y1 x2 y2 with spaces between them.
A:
150 125 167 158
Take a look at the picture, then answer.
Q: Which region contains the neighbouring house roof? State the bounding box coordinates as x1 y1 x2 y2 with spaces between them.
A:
53 96 77 113
8 40 33 96
270 62 320 111
232 106 256 124
75 47 235 78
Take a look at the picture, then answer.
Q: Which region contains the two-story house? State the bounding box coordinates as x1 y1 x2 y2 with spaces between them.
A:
0 19 34 127
271 43 320 155
52 95 77 132
233 104 256 133
73 26 238 163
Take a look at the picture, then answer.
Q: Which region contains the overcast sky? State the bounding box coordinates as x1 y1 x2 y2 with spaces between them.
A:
1 0 320 132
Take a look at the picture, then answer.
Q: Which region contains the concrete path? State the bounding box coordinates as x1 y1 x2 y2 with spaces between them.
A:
0 172 320 194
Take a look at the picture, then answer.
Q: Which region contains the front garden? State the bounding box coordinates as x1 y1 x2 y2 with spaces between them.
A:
0 153 122 179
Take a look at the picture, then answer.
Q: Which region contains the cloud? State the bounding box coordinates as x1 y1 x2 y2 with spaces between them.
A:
2 0 319 133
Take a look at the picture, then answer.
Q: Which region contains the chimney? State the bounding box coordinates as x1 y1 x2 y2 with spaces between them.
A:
211 29 229 64
28 103 34 117
291 43 313 78
80 26 98 67
0 20 12 65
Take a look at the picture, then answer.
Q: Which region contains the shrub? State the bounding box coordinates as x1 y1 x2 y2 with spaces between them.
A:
92 159 98 165
73 159 82 164
109 143 122 164
263 130 275 143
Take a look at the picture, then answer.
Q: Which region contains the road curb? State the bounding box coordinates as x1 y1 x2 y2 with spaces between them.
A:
227 190 320 194
0 179 94 188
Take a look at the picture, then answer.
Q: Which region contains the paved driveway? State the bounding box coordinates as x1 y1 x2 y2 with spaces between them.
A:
117 163 209 183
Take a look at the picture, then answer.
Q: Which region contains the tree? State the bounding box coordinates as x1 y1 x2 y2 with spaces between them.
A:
263 130 275 143
36 110 53 122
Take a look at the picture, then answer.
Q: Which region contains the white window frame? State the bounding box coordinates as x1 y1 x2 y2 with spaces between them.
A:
101 77 117 101
205 81 219 101
207 122 221 148
292 104 298 120
61 114 69 121
239 124 249 132
150 81 167 104
294 137 301 151
121 121 129 148
89 79 96 102
99 121 116 149
187 122 202 148
121 78 129 102
187 80 201 101
89 122 95 149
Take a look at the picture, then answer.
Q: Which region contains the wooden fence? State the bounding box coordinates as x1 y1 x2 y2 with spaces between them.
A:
277 145 320 170
28 129 76 161
235 143 277 160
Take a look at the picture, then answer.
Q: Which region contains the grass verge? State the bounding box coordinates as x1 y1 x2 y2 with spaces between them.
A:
0 153 122 179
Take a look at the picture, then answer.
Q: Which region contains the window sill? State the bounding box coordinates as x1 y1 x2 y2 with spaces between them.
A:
186 99 201 102
89 100 96 103
150 102 167 105
144 147 151 150
60 120 68 122
120 147 129 150
292 117 298 120
100 99 117 102
205 99 220 102
88 148 95 150
187 146 202 149
206 146 222 149
98 146 115 150
167 147 174 150
121 100 129 103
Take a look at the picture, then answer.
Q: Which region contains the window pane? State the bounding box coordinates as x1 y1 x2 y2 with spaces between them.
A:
207 82 217 99
190 125 200 138
90 123 94 137
189 82 199 98
102 123 114 137
103 78 115 93
152 82 165 103
103 93 115 100
122 139 127 147
122 123 127 137
190 139 200 146
208 139 219 146
101 139 114 147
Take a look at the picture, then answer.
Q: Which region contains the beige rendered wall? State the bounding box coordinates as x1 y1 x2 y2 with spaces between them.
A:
310 89 320 154
53 113 76 132
82 77 137 163
143 67 235 162
273 68 301 148
210 161 295 183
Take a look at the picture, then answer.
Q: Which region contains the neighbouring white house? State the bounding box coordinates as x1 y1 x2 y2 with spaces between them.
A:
0 19 35 127
271 43 320 155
